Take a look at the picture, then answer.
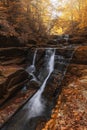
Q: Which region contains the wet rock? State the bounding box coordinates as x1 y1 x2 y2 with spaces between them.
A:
0 66 29 105
35 49 49 81
35 117 47 130
42 72 61 101
27 80 40 89
0 88 37 128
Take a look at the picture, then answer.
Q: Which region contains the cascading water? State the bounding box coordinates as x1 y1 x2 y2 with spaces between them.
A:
1 49 55 130
26 49 55 119
32 49 37 66
64 34 69 43
55 47 78 87
1 47 78 130
26 49 37 73
26 49 37 81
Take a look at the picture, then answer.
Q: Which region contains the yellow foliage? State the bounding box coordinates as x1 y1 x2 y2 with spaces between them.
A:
22 0 87 34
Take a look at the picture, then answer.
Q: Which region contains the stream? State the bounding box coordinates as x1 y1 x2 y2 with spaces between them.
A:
1 47 76 130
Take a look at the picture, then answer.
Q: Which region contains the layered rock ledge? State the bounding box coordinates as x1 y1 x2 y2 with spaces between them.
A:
0 65 28 104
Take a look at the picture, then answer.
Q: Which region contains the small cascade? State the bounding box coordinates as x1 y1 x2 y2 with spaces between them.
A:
64 34 69 43
26 49 37 74
26 49 55 119
32 49 37 66
56 48 77 86
26 49 37 81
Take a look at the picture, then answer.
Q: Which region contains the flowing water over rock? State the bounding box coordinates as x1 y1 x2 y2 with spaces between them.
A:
1 47 76 130
26 49 55 119
26 49 37 81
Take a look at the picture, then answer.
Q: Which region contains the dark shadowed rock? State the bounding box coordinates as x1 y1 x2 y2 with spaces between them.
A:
72 46 87 64
28 40 37 45
0 35 25 48
0 66 28 105
27 80 40 89
0 47 29 66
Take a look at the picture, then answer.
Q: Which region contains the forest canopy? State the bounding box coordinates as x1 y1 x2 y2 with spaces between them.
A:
0 0 87 42
22 0 87 34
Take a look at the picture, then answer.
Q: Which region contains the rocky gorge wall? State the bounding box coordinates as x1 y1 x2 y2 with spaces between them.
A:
0 45 87 129
40 46 87 130
0 41 30 105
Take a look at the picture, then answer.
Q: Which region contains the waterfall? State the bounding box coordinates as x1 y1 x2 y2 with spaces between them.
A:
1 47 78 130
26 49 37 74
26 49 37 81
40 49 55 92
26 49 55 119
32 49 37 66
64 34 69 43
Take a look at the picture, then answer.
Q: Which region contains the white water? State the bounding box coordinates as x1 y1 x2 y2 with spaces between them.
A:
32 49 37 66
27 49 55 119
64 34 69 43
26 49 37 73
26 49 37 81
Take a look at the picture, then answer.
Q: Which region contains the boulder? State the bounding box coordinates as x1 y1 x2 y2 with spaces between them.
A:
0 66 28 105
